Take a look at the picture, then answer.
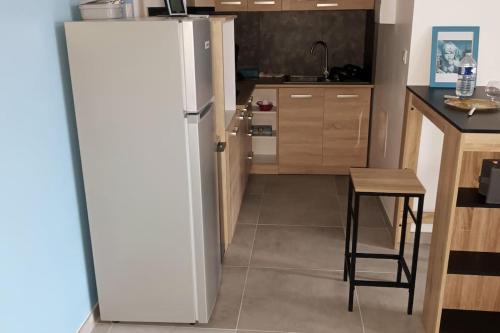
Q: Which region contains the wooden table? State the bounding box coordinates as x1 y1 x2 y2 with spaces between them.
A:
399 86 500 333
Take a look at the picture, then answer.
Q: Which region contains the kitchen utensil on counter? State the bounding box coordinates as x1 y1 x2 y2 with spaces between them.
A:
238 68 259 79
256 100 273 111
486 81 500 101
251 125 273 136
444 98 500 112
329 64 367 82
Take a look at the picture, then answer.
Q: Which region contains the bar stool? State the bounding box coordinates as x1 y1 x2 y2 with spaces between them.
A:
343 168 425 314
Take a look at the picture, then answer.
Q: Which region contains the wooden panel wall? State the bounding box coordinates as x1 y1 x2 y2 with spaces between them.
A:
451 208 500 252
443 275 500 311
459 151 500 187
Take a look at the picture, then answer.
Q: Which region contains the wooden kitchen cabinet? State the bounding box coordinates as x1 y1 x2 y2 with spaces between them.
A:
215 0 248 11
222 111 252 246
215 0 372 11
323 88 371 169
282 0 374 11
279 88 325 173
278 86 371 174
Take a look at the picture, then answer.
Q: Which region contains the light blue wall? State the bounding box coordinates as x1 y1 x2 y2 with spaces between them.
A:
0 1 97 333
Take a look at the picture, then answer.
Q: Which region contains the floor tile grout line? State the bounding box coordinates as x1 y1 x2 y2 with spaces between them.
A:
223 264 398 275
238 329 304 333
245 223 346 229
355 288 366 333
235 192 263 331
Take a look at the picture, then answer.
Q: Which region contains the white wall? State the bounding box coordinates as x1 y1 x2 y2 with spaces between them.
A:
408 0 500 212
369 0 415 224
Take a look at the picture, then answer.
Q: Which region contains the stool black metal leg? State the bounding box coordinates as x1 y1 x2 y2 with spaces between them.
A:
343 179 354 282
408 195 425 315
397 196 410 283
348 193 360 312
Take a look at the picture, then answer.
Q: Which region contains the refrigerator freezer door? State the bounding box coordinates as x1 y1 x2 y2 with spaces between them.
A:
65 20 198 323
187 104 222 323
182 19 213 112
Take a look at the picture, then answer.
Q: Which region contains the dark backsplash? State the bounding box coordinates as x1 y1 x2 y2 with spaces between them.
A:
235 11 372 77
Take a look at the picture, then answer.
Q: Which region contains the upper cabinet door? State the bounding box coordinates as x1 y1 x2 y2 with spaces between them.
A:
282 0 374 11
323 88 371 168
247 0 282 11
215 0 248 11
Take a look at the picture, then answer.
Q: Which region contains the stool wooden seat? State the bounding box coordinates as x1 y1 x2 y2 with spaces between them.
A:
344 168 426 315
350 168 425 195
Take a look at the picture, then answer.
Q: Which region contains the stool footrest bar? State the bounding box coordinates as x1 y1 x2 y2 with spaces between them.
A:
347 253 400 260
353 280 411 288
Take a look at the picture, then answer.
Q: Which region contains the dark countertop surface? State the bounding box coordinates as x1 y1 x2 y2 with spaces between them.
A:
237 78 373 107
408 86 500 134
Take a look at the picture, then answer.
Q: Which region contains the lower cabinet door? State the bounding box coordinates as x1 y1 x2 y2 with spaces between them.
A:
278 88 324 172
241 116 252 183
323 88 371 168
226 122 242 240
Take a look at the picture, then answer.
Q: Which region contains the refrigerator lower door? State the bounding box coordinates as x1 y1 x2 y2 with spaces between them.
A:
186 103 222 323
181 19 213 112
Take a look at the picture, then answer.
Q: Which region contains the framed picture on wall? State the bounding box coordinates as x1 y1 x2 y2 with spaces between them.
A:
429 26 480 88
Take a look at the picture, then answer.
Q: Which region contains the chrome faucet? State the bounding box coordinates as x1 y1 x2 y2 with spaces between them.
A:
310 41 329 81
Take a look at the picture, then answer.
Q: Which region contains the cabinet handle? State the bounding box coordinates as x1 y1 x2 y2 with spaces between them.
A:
384 111 389 157
230 126 239 136
337 94 359 99
220 1 242 4
356 112 363 147
316 3 338 7
254 0 275 4
290 94 313 99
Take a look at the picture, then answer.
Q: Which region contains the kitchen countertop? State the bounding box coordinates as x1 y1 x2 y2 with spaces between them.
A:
236 78 374 108
408 86 500 133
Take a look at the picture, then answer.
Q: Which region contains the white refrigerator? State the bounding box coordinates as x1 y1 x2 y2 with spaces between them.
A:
65 17 221 324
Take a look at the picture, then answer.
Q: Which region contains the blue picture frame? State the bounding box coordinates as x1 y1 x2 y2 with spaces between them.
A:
429 26 480 88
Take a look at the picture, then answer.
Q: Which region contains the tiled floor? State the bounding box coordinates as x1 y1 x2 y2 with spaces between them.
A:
94 175 429 333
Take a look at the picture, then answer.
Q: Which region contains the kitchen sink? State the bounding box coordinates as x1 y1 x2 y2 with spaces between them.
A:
283 75 328 83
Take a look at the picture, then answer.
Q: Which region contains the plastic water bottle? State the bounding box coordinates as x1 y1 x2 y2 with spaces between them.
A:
456 52 477 97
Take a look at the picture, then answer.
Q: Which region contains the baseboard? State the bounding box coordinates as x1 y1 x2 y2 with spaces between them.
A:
77 303 99 333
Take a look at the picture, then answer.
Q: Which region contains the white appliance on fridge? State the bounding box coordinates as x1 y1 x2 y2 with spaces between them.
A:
65 17 221 324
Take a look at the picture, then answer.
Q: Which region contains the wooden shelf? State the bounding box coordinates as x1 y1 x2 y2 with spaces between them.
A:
251 154 278 174
456 188 500 208
251 106 277 114
253 154 276 164
447 251 500 277
440 309 500 333
252 130 277 137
